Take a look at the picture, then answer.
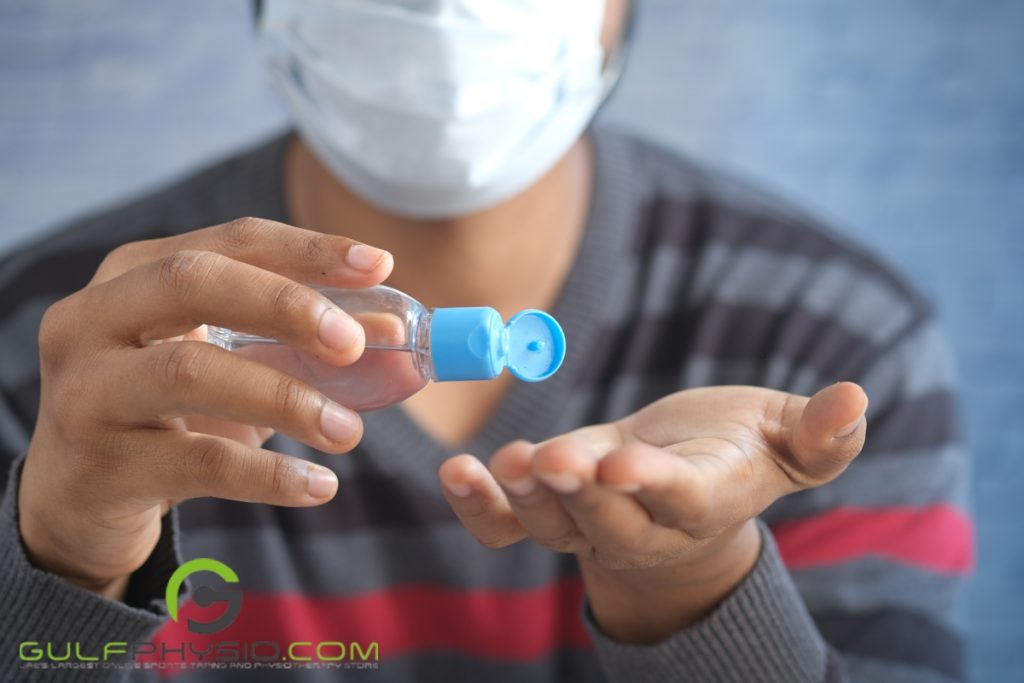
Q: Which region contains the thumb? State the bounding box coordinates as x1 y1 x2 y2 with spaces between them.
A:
786 381 869 482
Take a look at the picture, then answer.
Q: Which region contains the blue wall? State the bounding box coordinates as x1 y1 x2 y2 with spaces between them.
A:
1 1 1021 679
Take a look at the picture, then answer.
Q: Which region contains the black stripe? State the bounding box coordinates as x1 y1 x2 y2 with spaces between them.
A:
6 378 39 441
816 609 963 680
861 390 961 454
577 304 883 391
0 245 112 325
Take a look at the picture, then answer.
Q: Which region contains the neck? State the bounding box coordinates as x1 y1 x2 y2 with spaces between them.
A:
283 136 594 320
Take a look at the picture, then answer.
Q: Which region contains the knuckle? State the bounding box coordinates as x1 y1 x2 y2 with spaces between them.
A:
219 217 266 253
261 455 292 498
38 297 74 365
158 250 219 299
96 243 133 276
303 233 331 262
268 280 314 321
184 439 230 487
271 376 311 417
157 342 210 395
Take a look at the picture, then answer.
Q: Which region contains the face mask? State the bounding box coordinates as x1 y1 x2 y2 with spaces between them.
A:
258 0 610 220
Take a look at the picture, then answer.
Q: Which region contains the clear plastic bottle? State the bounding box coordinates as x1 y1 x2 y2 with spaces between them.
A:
207 285 566 411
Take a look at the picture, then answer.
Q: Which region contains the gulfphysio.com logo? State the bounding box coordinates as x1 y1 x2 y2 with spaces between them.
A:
18 558 379 672
166 558 243 635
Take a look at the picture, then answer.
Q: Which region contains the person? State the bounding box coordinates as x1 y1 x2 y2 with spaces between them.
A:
0 1 971 681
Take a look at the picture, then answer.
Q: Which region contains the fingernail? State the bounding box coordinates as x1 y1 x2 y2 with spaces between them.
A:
537 472 581 494
319 308 361 352
444 482 473 498
346 244 389 272
307 465 338 499
834 416 865 439
502 476 538 497
321 401 360 443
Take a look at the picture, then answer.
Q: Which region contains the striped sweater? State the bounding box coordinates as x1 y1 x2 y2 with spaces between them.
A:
0 128 971 682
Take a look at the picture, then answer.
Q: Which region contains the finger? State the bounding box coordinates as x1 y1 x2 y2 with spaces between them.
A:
783 381 869 482
526 437 675 567
90 217 393 287
83 250 366 365
597 441 740 539
487 440 589 555
122 430 340 506
438 454 527 549
181 415 274 448
99 341 362 453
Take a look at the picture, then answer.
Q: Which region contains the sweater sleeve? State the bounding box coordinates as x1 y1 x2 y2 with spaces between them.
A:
583 313 970 683
0 414 183 681
583 520 845 682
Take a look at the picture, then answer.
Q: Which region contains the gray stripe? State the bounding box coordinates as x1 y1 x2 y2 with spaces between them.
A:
592 243 648 327
680 243 916 346
180 522 574 595
857 320 959 411
803 257 917 345
763 443 969 524
689 241 813 313
790 557 967 633
637 245 692 322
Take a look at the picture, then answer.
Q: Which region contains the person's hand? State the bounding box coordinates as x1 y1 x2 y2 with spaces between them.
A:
18 218 393 598
439 382 868 643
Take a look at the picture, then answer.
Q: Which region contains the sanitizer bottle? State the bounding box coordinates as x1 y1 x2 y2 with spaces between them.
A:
207 285 566 411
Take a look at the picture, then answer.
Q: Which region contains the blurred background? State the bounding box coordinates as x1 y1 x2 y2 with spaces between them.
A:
0 0 1021 679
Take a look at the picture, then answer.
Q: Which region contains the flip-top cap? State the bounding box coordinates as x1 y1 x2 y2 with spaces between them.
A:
505 310 565 382
429 307 565 383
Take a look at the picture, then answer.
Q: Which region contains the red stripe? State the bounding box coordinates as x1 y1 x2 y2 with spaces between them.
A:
771 503 974 574
143 577 590 674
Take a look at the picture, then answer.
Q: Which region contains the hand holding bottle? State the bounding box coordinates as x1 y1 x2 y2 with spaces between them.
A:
18 218 392 598
210 285 566 411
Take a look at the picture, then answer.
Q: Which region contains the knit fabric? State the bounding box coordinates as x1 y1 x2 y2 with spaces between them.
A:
0 128 970 682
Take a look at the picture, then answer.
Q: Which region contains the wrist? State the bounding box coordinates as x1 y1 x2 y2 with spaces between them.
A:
17 465 134 600
579 519 761 644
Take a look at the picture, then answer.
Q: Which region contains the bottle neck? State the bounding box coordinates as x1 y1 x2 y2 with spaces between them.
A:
414 309 436 381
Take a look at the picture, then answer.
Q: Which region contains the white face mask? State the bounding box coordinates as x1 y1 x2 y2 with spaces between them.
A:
258 0 609 220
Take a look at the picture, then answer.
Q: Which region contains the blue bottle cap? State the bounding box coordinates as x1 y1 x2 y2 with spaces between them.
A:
429 307 566 383
505 310 565 382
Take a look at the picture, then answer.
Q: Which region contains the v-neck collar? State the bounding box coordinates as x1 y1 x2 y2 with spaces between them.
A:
267 127 643 483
